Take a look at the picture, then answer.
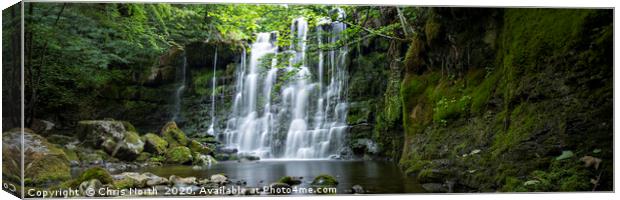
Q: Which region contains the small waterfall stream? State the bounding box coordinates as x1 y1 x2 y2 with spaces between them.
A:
207 48 218 136
221 10 349 159
172 54 187 122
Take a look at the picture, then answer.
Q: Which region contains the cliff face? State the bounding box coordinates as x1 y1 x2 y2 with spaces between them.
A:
396 8 613 191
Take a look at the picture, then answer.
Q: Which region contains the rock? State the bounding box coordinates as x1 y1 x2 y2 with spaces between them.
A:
142 133 168 155
278 176 302 186
136 152 151 162
580 155 602 170
268 182 291 195
238 154 260 161
417 169 448 184
76 120 126 146
523 180 540 186
120 121 138 132
217 147 238 154
160 122 188 147
77 167 114 185
351 185 365 194
189 140 212 155
46 134 76 146
31 119 55 136
311 174 338 188
165 146 193 164
111 131 145 161
210 174 228 185
2 129 71 185
79 179 103 197
76 120 145 161
421 183 448 193
169 175 197 187
214 153 231 161
193 153 217 167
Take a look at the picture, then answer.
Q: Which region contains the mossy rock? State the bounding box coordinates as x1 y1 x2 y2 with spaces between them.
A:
114 177 142 189
189 140 212 155
136 152 152 162
64 167 113 188
311 174 338 187
161 122 188 148
142 133 168 155
111 131 145 161
120 121 138 132
278 176 302 186
3 129 71 185
165 146 193 165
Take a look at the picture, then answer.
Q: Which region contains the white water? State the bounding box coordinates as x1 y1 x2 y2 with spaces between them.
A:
222 10 349 159
172 55 187 122
207 48 218 136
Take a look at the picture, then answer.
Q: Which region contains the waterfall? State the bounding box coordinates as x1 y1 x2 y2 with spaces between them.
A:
207 48 218 136
172 54 187 122
222 9 348 159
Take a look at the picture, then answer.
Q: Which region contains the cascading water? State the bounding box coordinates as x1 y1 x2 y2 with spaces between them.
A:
207 48 218 136
172 54 187 122
222 9 349 159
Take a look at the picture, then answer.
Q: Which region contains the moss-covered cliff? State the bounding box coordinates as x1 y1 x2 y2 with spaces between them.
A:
397 8 613 191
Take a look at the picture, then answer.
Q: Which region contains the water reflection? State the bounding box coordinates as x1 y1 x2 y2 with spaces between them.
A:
142 160 425 194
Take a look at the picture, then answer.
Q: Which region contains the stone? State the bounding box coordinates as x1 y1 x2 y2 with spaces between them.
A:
160 122 189 147
311 174 338 188
278 176 302 186
165 146 193 165
31 119 55 136
421 183 448 193
2 129 71 185
142 133 168 155
79 179 103 197
351 185 365 194
210 174 228 185
169 175 197 187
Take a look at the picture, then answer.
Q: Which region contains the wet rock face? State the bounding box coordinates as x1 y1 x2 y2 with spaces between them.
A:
3 129 71 185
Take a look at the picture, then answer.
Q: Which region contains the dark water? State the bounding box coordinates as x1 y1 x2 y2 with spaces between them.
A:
141 160 425 194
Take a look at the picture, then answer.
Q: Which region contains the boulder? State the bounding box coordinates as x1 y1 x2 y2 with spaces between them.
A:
31 119 55 136
210 174 228 185
3 129 71 185
311 174 338 188
278 176 302 186
189 140 212 155
351 185 365 194
160 122 188 147
111 131 144 161
165 146 193 165
79 179 103 197
77 120 145 161
77 120 126 146
142 133 168 155
193 153 217 167
169 175 197 187
421 183 448 193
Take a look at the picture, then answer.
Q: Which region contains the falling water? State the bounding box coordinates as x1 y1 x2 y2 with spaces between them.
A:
207 48 218 136
222 9 349 159
172 54 187 122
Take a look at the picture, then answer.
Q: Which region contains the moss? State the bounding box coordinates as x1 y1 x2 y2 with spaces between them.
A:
64 167 113 188
162 127 189 148
121 121 138 132
278 176 301 186
165 146 193 164
136 152 151 162
424 18 442 46
142 133 168 155
189 140 212 155
311 174 338 190
403 35 427 74
25 155 71 184
62 148 79 162
114 177 141 189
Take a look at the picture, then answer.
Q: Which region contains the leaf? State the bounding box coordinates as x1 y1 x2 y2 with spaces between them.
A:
555 150 574 161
